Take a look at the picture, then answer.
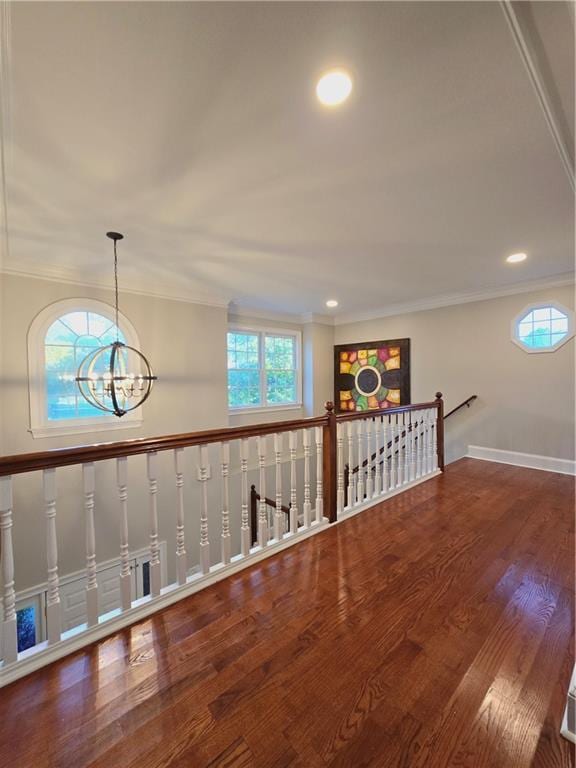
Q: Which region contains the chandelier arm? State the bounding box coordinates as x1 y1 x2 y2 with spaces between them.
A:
109 342 124 417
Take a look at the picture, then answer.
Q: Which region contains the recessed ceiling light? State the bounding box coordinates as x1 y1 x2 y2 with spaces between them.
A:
316 70 353 107
506 252 527 263
326 299 339 308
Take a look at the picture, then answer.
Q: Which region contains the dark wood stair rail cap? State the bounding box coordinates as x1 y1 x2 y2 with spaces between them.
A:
0 414 328 476
0 396 445 480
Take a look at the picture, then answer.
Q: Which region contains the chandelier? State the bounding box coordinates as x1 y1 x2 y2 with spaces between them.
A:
75 232 157 417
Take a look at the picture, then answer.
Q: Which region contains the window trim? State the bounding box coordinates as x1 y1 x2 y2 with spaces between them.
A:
511 300 575 354
227 325 303 413
28 298 144 438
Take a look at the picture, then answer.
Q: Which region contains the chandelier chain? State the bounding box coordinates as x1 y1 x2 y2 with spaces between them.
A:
114 239 119 340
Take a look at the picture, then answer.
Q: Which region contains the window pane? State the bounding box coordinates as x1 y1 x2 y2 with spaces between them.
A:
532 308 551 322
45 320 77 345
228 369 261 408
87 313 114 338
551 318 568 334
60 311 89 336
265 335 295 370
266 370 296 404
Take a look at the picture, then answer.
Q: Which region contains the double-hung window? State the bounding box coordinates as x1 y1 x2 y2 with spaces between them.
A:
227 328 302 411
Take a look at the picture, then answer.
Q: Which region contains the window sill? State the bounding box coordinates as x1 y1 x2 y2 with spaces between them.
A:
29 419 143 439
229 404 303 417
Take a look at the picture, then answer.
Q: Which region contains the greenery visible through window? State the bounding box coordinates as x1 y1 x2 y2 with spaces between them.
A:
45 311 126 421
227 329 299 409
514 304 572 352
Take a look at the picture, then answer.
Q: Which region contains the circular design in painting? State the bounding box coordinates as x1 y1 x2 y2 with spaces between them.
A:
355 365 381 397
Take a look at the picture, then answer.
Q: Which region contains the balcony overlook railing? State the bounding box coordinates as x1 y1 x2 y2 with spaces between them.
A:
0 394 446 686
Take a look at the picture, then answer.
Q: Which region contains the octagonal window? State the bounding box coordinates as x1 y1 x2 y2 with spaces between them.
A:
512 302 574 353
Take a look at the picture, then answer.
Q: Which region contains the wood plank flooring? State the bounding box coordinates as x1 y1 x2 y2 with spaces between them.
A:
0 458 573 767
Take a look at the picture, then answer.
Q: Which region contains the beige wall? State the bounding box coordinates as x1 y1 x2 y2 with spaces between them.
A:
335 286 575 463
304 322 335 416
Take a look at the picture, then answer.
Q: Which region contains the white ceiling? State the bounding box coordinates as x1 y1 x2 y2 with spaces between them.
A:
2 1 574 320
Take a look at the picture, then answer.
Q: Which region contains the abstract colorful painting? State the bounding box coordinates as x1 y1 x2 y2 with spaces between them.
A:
334 338 410 413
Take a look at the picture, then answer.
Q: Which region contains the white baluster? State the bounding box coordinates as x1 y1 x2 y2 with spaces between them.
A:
365 419 373 499
424 410 432 475
347 421 356 507
415 412 423 479
198 445 211 573
0 476 17 663
390 415 398 488
83 463 98 627
44 469 61 645
381 416 389 494
273 433 284 541
356 420 365 503
289 431 298 534
336 422 345 514
117 457 131 611
174 448 187 584
374 416 382 496
409 413 416 482
217 442 230 565
403 413 410 485
315 426 324 523
431 408 438 470
303 429 312 528
257 436 268 547
146 453 162 597
240 439 251 557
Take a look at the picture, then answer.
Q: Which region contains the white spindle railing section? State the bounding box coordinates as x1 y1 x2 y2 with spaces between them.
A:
0 395 444 686
340 403 442 514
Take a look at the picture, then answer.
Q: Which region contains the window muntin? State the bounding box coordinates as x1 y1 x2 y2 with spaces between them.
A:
227 329 300 410
45 311 126 421
512 302 574 353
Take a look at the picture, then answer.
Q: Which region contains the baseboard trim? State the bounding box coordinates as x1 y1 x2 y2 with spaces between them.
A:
467 445 576 476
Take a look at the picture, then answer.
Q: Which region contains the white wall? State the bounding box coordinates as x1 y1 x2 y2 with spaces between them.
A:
335 286 575 464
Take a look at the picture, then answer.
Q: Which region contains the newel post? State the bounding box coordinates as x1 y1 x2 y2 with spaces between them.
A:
323 402 337 523
435 392 445 471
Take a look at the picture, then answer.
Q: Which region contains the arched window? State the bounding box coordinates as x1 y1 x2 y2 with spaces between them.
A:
28 299 143 437
511 301 574 354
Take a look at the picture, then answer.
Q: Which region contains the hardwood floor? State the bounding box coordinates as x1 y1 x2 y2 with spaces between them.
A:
0 458 573 767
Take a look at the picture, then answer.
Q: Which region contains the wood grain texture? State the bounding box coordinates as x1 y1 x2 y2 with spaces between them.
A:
0 458 572 768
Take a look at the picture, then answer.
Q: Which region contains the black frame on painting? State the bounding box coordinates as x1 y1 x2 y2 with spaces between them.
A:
333 338 411 414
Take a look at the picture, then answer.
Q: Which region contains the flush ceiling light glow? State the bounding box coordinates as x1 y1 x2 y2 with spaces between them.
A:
506 252 528 263
326 299 339 308
316 70 353 107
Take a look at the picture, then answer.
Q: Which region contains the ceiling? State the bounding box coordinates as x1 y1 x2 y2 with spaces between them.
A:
1 1 574 321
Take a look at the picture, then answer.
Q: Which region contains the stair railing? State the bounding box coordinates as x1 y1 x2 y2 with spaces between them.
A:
0 394 444 686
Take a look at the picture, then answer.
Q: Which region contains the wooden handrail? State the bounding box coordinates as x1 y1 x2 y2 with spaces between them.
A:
444 395 477 419
0 398 443 477
335 399 440 423
0 413 329 476
250 485 291 515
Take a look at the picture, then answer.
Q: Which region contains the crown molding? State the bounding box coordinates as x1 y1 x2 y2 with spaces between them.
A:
227 303 305 325
333 273 576 326
500 0 574 190
1 264 230 309
300 312 335 326
228 305 336 327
